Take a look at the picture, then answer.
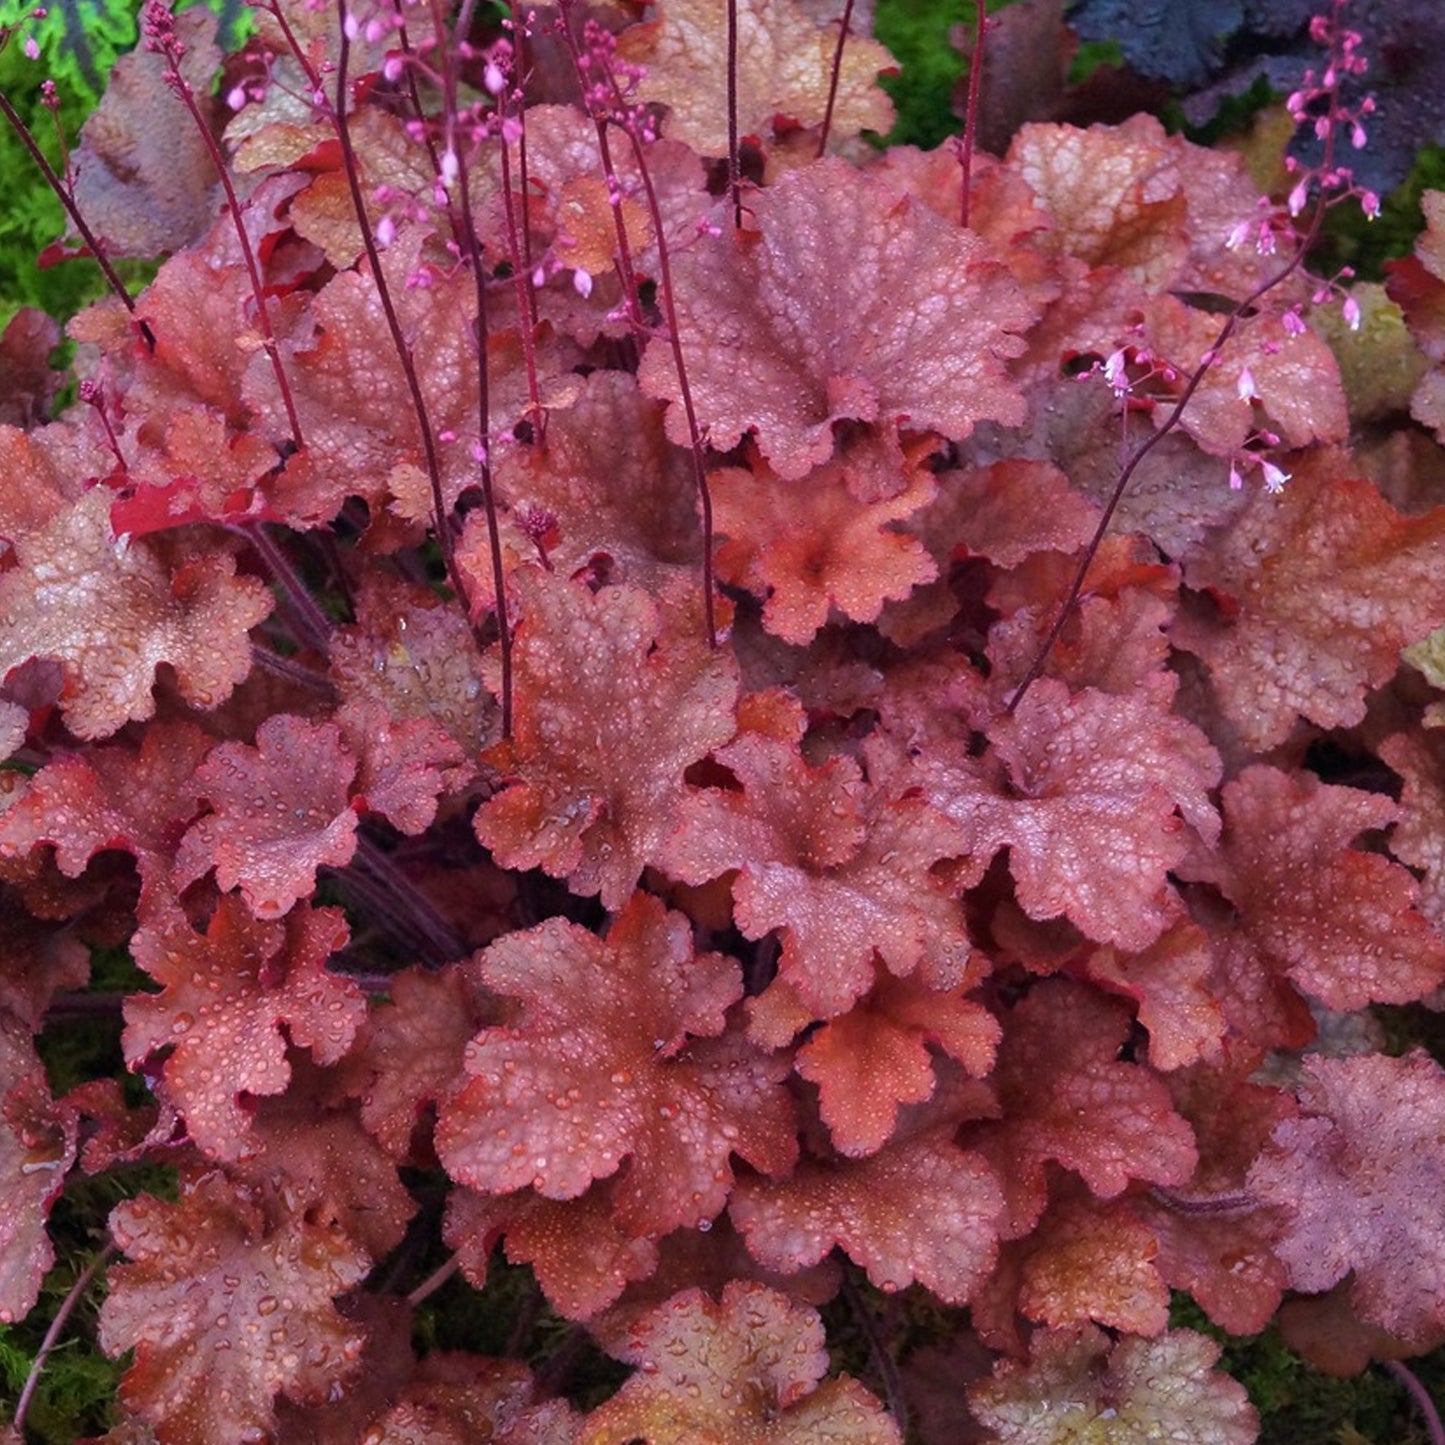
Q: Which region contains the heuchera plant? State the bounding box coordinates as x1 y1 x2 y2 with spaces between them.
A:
2 1 1445 1441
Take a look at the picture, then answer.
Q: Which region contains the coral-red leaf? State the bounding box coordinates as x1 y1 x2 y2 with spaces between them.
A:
913 680 1219 950
98 1175 369 1445
1188 766 1445 1011
579 1282 902 1445
475 572 737 910
971 980 1197 1236
639 160 1031 479
1174 470 1445 751
0 1018 78 1325
435 893 795 1237
175 714 360 920
710 451 937 644
730 1133 1002 1304
795 969 999 1156
124 899 361 1161
0 491 270 740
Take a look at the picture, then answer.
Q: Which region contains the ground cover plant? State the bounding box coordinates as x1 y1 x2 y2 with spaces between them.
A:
4 0 1445 1441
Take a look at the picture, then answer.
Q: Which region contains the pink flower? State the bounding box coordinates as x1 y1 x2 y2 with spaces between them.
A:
1260 459 1291 493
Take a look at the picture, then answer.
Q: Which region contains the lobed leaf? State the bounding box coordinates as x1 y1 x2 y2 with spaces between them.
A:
175 713 360 920
0 490 270 740
730 1133 1003 1304
969 1324 1259 1444
1249 1049 1445 1348
124 899 362 1161
579 1281 902 1445
475 572 738 910
435 892 796 1237
638 159 1032 479
615 0 896 155
99 1174 370 1445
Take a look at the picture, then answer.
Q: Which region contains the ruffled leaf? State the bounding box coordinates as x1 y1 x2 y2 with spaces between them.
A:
98 1174 370 1445
0 1018 78 1325
911 679 1219 951
969 1324 1258 1444
579 1282 902 1445
175 714 360 920
435 893 795 1237
1249 1049 1445 1348
971 980 1197 1236
124 899 362 1161
795 968 999 1156
639 159 1031 479
475 572 738 910
710 450 937 644
667 721 977 1018
616 0 896 154
1174 469 1445 751
730 1133 1003 1304
1186 766 1445 1011
0 490 270 740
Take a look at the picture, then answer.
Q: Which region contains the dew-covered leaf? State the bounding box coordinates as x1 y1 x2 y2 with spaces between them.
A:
99 1174 370 1445
579 1282 902 1445
615 0 896 154
969 980 1197 1236
730 1133 1003 1304
124 899 362 1161
667 720 976 1018
795 969 999 1157
475 572 737 910
639 159 1031 480
1173 468 1445 751
175 714 360 920
1184 766 1445 1011
0 1017 78 1325
435 893 795 1237
969 1323 1258 1444
0 490 270 740
910 679 1219 950
1249 1049 1445 1348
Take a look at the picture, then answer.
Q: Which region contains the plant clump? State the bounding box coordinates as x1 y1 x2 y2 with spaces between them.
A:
2 1 1445 1442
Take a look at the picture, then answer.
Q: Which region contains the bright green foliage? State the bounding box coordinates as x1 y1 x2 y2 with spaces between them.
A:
0 1256 124 1444
875 0 970 148
0 0 250 329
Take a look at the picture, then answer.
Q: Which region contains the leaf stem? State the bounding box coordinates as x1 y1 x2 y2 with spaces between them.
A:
957 0 986 229
840 1263 909 1436
332 0 504 730
557 4 717 646
145 4 303 448
1385 1360 1445 1445
427 0 514 739
12 1244 117 1437
816 0 855 160
1005 53 1343 713
406 1251 461 1306
727 0 741 226
0 87 156 351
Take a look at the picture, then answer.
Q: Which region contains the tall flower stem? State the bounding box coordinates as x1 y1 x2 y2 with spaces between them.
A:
144 1 303 449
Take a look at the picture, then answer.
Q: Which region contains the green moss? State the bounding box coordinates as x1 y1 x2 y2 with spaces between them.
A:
1169 1296 1445 1444
0 1250 123 1444
874 0 972 150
